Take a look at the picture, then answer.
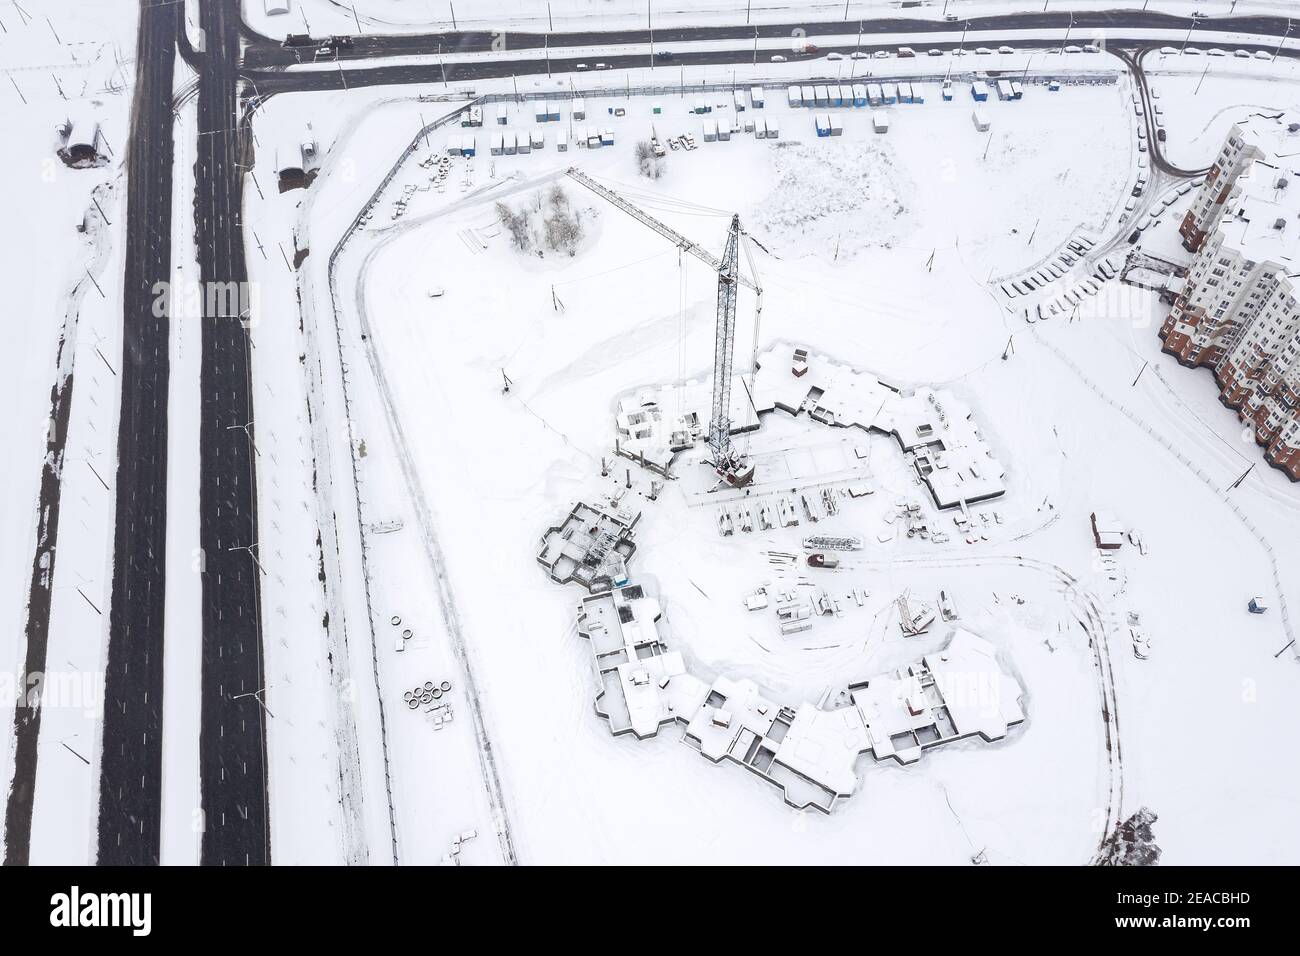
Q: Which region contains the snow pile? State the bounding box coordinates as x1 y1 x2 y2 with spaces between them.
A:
753 138 916 259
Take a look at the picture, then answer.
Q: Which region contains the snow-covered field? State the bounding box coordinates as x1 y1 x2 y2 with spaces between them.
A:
0 1 136 863
240 60 1300 864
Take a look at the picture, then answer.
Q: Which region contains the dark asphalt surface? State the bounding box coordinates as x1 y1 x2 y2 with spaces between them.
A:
194 0 271 867
242 11 1299 70
96 0 179 866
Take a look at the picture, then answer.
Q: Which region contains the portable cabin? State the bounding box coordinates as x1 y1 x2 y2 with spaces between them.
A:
516 130 531 154
815 114 831 137
495 106 509 125
801 85 815 106
556 128 569 151
1249 596 1270 614
491 131 506 155
910 84 925 104
813 85 829 107
829 114 844 136
530 128 544 150
461 135 476 157
882 83 898 105
764 116 779 138
535 103 549 122
750 86 765 108
872 111 889 133
717 120 731 141
1048 79 1061 92
1010 81 1024 100
996 79 1014 101
828 86 843 107
572 97 586 120
788 85 803 108
867 83 883 106
733 89 746 112
588 127 602 149
970 82 989 102
941 81 954 101
972 109 991 132
503 132 517 155
445 134 462 157
755 118 768 139
897 82 913 104
702 121 717 143
600 127 614 147
852 83 868 106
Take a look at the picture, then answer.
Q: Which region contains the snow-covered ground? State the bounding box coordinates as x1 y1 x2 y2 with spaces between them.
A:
0 1 136 863
240 56 1300 864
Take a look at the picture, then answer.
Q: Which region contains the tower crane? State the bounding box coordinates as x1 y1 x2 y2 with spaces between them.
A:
564 168 762 487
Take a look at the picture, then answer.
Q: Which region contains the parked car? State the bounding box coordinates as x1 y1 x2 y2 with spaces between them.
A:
851 50 870 59
770 54 787 62
826 51 844 60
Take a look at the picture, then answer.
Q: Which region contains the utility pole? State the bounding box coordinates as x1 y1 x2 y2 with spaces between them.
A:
1180 18 1196 56
1227 463 1254 491
1274 19 1293 63
1195 60 1211 95
1131 361 1148 387
449 1 457 30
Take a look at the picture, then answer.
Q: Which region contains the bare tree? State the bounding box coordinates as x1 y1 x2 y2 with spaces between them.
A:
635 140 665 179
496 200 533 252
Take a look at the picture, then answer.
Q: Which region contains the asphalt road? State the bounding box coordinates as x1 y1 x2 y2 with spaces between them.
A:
194 0 271 867
244 34 1300 96
95 0 179 866
242 11 1299 69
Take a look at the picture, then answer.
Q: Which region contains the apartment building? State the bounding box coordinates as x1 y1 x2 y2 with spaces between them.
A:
1161 157 1300 480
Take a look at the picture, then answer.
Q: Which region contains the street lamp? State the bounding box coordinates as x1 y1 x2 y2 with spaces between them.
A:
1273 19 1293 63
1180 18 1196 56
1059 12 1076 55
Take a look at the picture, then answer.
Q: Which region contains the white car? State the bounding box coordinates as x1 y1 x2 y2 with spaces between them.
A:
975 47 994 55
873 50 889 59
1255 50 1273 60
1234 49 1252 58
1207 48 1227 57
850 51 869 59
998 46 1015 54
1063 45 1083 54
575 62 588 70
595 62 610 69
826 52 844 60
770 54 787 62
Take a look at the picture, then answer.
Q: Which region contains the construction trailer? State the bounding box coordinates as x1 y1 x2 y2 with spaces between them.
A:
872 111 890 133
717 120 731 141
852 83 868 106
461 135 476 157
828 85 843 107
491 131 505 155
996 79 1015 100
733 89 746 111
972 109 991 132
813 84 829 107
572 97 586 120
801 84 815 106
867 83 883 106
755 117 768 139
530 127 544 150
445 134 463 156
495 105 508 124
516 130 531 154
882 82 898 104
911 84 926 104
787 85 803 107
815 114 831 137
750 86 765 108
557 128 569 151
764 116 779 138
600 127 615 146
942 81 954 101
1010 80 1024 99
898 82 913 104
970 82 989 102
829 114 844 136
703 121 718 143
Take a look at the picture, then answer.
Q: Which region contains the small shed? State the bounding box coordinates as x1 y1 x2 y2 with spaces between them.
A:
63 118 104 165
1090 511 1125 550
264 0 291 14
1248 596 1270 614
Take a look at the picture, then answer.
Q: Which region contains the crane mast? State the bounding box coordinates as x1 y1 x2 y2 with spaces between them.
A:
564 167 758 487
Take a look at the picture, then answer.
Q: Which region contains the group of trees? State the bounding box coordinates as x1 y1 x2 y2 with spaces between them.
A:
635 140 666 180
495 184 587 256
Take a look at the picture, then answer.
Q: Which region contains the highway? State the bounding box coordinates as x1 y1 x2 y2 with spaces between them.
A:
193 0 271 866
241 10 1299 70
95 0 180 865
